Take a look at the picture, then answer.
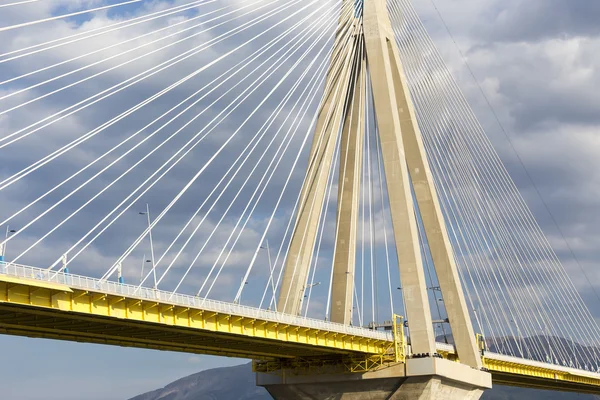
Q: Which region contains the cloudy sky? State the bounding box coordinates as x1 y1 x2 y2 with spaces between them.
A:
0 0 600 399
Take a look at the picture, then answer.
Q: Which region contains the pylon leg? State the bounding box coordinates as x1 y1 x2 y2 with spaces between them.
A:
277 12 361 315
386 40 481 368
363 0 436 355
330 52 365 325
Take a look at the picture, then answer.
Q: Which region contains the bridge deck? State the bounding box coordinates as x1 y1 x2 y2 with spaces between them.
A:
0 263 599 394
436 343 600 394
0 263 390 360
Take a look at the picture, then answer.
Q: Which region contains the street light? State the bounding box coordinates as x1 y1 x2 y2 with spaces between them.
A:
260 240 275 300
139 204 156 289
0 226 17 262
117 262 123 284
139 254 153 285
299 281 320 312
238 279 249 304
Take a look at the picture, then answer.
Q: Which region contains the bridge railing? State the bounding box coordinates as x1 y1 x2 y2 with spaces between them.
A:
0 262 393 341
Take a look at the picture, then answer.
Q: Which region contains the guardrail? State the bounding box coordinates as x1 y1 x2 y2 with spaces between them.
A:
0 262 393 341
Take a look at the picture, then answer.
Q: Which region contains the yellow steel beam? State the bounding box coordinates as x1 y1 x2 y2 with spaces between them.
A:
483 355 600 394
0 278 388 360
435 342 600 394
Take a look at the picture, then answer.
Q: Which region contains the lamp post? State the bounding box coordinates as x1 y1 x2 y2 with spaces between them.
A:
299 281 320 316
139 254 152 285
0 226 17 263
117 262 123 284
139 204 156 289
260 240 275 298
238 279 248 304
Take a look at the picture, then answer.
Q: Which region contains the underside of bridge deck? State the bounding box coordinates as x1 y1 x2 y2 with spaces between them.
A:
0 299 391 362
0 303 336 359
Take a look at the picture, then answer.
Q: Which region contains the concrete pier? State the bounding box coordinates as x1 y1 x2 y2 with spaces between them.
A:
258 358 491 400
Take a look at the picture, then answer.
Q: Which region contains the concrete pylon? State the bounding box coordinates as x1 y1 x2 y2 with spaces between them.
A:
277 0 481 374
277 4 360 315
329 54 365 325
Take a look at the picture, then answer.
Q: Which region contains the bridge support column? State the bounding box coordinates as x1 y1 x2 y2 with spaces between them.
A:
258 358 491 400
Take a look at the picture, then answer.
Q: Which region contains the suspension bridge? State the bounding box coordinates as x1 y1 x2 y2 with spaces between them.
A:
0 0 598 398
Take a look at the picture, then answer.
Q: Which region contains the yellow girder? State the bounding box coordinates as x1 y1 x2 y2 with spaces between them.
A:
436 342 600 394
0 275 389 360
483 354 600 394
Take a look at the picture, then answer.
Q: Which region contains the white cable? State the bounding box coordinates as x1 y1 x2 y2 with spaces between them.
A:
0 0 43 8
5 2 307 263
203 44 334 301
158 4 340 293
386 0 596 364
394 8 530 355
0 0 221 86
0 0 302 199
0 0 320 231
0 6 286 175
140 3 343 278
11 0 312 269
396 0 587 356
101 0 328 283
0 0 278 114
0 0 142 32
0 0 211 63
234 5 357 305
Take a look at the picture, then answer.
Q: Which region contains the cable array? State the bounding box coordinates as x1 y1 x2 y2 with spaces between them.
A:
389 0 600 369
0 0 349 305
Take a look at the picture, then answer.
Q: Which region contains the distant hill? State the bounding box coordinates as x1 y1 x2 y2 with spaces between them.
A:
129 363 270 400
129 362 599 400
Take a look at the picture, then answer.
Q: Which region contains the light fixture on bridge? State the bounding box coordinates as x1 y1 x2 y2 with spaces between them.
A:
0 226 17 262
138 204 156 289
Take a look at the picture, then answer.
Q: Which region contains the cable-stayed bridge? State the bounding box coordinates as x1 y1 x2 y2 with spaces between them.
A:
0 0 598 398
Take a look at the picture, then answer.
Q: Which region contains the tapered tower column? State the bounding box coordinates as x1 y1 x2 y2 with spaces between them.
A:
277 8 361 315
386 39 482 368
363 0 436 356
329 55 365 324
